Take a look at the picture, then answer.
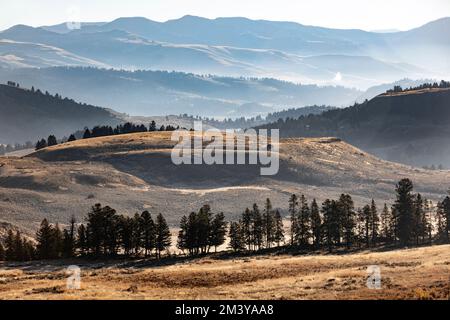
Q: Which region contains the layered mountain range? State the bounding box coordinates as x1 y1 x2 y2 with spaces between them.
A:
1 16 449 89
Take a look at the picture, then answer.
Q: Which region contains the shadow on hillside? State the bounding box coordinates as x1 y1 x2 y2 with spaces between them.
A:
1 243 442 272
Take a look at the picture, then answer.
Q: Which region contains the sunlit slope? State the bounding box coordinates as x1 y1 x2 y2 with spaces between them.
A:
1 132 449 232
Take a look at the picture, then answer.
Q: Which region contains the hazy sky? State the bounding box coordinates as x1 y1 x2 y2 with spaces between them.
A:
1 0 449 31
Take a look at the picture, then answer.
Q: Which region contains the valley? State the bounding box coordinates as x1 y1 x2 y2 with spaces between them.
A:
1 132 449 235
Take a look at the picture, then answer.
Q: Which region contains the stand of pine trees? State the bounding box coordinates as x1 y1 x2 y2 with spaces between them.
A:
35 121 180 151
1 179 449 262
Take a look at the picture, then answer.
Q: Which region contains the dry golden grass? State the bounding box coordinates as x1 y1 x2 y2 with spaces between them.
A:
0 245 448 300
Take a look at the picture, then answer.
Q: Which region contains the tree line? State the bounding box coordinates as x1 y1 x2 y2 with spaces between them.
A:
1 179 449 262
34 122 180 151
387 80 450 94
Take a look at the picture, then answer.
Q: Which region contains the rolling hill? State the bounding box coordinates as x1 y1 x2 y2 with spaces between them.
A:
1 131 449 234
259 86 450 167
0 83 121 144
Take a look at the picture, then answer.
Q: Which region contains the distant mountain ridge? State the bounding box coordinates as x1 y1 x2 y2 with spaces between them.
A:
1 16 448 89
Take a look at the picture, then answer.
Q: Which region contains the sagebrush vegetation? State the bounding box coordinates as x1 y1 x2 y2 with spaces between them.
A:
1 179 449 262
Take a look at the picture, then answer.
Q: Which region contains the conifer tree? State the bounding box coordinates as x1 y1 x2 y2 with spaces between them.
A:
209 212 227 252
339 194 356 249
13 231 24 261
177 215 189 254
273 210 285 247
252 204 264 251
322 199 335 252
297 195 311 247
242 208 253 251
370 200 379 246
132 213 143 255
140 211 156 257
310 199 322 248
53 224 63 258
288 194 299 246
36 219 55 259
4 230 15 261
360 205 372 247
229 221 245 252
436 202 447 243
77 224 87 256
380 204 393 243
47 135 58 147
262 199 275 248
155 213 171 259
393 179 415 246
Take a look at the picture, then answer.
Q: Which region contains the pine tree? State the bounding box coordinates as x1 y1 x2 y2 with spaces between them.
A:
310 199 322 248
370 200 379 246
242 208 253 251
140 211 156 257
5 230 15 261
155 213 171 259
297 195 311 247
273 210 285 247
35 139 47 150
380 204 393 243
288 194 299 246
360 205 372 247
118 216 134 256
423 200 433 244
322 199 335 252
132 213 143 256
229 222 245 252
22 240 35 261
13 231 24 261
340 194 356 249
252 204 264 251
68 134 77 142
262 199 275 248
63 229 74 258
393 179 415 246
47 135 58 147
209 212 227 252
436 202 447 243
197 205 213 254
83 128 92 139
63 216 76 258
77 224 87 256
36 219 55 259
413 194 425 245
177 215 189 254
52 224 63 259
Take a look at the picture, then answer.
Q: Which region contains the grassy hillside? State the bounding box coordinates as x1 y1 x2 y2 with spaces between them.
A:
1 245 448 300
1 132 449 233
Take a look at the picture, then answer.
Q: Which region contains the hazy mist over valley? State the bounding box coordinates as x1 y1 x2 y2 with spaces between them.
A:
0 1 450 303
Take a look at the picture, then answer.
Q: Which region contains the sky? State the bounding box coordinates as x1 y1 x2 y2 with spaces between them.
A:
1 0 450 31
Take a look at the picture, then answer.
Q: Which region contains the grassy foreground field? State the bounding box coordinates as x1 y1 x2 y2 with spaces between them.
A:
0 245 448 300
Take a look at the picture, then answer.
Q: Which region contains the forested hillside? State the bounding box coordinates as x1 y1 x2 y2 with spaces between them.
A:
259 84 450 167
0 83 121 144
